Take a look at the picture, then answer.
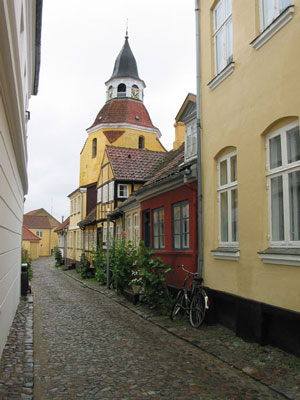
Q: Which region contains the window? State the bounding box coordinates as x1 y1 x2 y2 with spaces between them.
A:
133 213 139 246
185 121 197 160
116 225 121 242
74 198 77 214
218 152 238 246
138 136 145 149
97 187 102 203
71 199 73 215
118 184 129 198
103 184 108 203
117 83 126 97
127 215 132 242
92 138 97 158
173 202 189 249
153 208 165 249
266 122 300 246
78 196 81 213
36 231 43 238
261 0 291 30
213 0 233 75
109 181 114 202
77 231 81 249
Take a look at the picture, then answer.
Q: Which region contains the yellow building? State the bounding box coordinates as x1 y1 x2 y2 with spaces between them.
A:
65 34 166 262
22 225 40 261
23 209 60 257
198 0 300 354
97 146 166 247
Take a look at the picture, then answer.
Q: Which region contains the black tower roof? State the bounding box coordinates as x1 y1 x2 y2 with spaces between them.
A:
110 37 140 80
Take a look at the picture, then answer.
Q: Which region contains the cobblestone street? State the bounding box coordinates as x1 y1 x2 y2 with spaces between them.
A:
1 257 300 399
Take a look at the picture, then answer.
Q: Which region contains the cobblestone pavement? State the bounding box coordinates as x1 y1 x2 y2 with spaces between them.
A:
0 256 299 399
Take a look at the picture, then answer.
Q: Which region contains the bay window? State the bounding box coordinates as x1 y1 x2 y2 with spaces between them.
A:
266 122 300 246
218 152 238 246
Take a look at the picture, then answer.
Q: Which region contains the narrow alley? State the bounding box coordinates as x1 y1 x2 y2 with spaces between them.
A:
29 258 288 399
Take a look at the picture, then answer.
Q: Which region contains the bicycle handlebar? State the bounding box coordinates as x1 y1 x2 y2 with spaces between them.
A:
175 264 199 276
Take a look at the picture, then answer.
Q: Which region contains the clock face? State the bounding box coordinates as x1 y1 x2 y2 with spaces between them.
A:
131 87 139 99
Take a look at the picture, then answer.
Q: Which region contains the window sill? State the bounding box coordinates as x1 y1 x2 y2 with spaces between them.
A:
258 247 300 266
251 6 294 50
207 62 235 91
211 247 240 261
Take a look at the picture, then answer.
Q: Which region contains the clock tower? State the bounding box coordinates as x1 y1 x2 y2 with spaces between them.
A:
105 33 146 102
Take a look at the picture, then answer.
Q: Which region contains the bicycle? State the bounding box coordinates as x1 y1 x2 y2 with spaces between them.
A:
170 265 209 328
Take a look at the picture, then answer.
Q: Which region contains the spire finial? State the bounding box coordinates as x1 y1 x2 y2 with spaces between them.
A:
125 18 129 39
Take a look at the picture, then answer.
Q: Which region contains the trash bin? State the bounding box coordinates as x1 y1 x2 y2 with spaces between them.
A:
21 263 29 296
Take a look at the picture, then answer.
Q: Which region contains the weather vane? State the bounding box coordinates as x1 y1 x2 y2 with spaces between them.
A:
125 18 129 39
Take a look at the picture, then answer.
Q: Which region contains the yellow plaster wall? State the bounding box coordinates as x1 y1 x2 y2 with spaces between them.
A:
22 240 40 261
80 127 165 187
200 0 300 312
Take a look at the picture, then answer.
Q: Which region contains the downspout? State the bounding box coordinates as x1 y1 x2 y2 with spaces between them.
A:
195 0 203 278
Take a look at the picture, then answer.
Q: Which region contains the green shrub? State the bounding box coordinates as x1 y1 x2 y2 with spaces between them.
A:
54 246 62 267
134 242 172 315
91 246 106 284
112 241 138 293
79 252 94 279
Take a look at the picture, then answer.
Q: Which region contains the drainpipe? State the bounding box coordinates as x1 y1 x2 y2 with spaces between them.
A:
195 0 203 278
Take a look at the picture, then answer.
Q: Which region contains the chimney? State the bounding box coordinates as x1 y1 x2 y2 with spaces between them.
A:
173 121 185 150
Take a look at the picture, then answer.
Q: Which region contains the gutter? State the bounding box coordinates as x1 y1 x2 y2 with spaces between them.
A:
195 0 203 278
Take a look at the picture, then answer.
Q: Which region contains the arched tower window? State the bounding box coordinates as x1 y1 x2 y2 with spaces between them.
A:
92 138 97 158
108 85 113 100
117 83 126 97
138 136 145 149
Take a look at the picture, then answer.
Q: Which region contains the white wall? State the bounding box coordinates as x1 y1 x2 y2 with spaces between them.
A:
0 0 40 357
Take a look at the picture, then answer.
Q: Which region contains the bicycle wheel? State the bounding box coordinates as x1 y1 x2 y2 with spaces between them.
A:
170 290 184 320
189 289 206 328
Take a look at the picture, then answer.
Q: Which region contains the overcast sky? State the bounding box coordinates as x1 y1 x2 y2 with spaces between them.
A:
24 0 196 222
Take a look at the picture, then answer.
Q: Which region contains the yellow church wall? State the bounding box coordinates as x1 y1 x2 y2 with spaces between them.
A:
199 0 300 312
80 127 165 187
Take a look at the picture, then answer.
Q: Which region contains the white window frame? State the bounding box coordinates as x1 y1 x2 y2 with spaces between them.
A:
213 0 233 75
118 184 129 198
252 1 294 50
71 199 73 215
266 121 300 248
185 121 197 161
133 213 139 246
260 0 292 30
103 184 108 203
78 196 81 213
217 151 238 248
74 198 77 214
127 215 132 242
109 181 114 202
97 187 102 203
77 230 81 249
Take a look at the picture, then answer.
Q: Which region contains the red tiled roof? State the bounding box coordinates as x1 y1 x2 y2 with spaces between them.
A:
22 225 41 242
78 207 96 228
24 208 60 226
88 99 158 131
54 217 70 232
144 144 185 186
106 146 167 181
23 215 52 229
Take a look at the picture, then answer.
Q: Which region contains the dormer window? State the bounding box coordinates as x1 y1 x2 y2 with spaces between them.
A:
138 136 145 149
92 138 97 158
117 83 126 97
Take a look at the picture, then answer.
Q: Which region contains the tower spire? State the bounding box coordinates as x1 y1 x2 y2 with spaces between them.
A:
125 18 129 40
